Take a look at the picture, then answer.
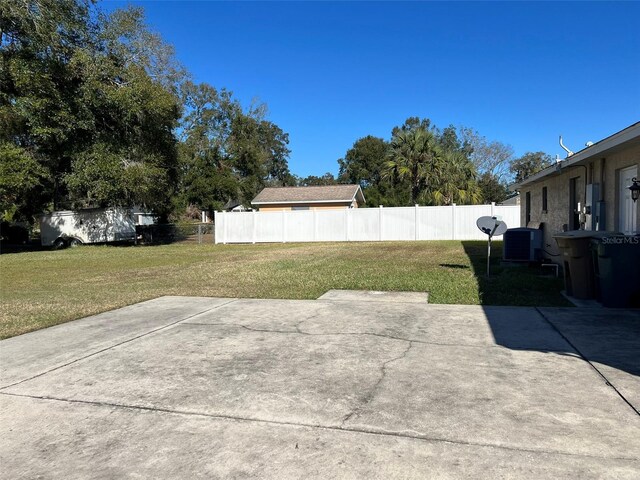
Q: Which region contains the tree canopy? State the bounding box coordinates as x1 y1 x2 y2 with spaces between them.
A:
176 81 292 212
336 118 483 207
297 172 337 187
510 151 553 184
385 122 480 206
1 1 551 222
336 118 550 207
1 1 186 220
1 0 293 221
337 135 407 206
385 126 442 205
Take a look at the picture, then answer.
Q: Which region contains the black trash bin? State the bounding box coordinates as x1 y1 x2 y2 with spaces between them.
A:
592 235 640 308
553 231 612 300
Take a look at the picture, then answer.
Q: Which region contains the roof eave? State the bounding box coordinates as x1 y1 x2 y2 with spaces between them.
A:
252 199 357 205
353 185 366 205
512 122 640 190
251 185 366 205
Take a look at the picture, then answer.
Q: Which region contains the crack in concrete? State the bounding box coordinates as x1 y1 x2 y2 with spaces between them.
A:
180 322 519 351
535 308 640 417
2 391 637 463
294 309 323 334
0 300 238 391
341 340 414 426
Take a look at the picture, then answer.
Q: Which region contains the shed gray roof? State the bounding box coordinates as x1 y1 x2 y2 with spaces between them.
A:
252 185 365 205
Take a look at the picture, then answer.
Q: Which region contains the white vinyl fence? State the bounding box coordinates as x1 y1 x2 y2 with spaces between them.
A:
215 204 520 244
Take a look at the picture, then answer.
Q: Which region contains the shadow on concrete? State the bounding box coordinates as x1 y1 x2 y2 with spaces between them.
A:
462 241 639 400
483 305 640 410
540 308 640 380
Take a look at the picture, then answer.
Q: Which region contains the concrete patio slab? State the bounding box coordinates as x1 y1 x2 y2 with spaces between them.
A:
4 322 405 425
2 394 638 480
0 296 233 388
1 296 638 479
344 342 637 458
318 289 429 303
195 300 571 351
539 307 640 411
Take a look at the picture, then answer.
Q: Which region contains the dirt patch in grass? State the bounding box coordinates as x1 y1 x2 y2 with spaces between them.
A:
0 241 570 339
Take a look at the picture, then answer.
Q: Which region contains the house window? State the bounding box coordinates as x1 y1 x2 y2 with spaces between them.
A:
525 191 531 226
542 187 548 213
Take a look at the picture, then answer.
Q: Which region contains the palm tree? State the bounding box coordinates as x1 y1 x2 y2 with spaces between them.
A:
426 150 481 206
384 127 443 205
385 127 481 206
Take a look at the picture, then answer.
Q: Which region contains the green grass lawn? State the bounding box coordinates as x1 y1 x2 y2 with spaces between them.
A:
0 241 571 339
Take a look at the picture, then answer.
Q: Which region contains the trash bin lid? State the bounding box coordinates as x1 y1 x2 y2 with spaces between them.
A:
553 230 615 256
552 230 615 239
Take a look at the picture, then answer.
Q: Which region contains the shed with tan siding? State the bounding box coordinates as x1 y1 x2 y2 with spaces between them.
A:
251 185 365 212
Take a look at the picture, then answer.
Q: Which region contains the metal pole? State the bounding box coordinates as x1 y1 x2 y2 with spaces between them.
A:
487 236 491 278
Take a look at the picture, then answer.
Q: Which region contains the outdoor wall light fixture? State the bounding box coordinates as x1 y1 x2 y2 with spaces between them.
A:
630 177 640 202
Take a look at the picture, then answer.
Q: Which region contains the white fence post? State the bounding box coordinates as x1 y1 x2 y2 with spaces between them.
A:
282 210 286 243
491 202 495 216
313 208 317 241
451 204 457 240
345 208 350 241
218 205 521 244
252 210 257 244
222 211 227 244
214 212 218 244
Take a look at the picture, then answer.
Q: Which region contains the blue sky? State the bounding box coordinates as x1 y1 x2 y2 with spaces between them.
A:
104 1 639 178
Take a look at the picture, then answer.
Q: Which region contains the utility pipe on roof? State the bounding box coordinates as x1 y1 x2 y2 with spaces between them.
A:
559 136 574 157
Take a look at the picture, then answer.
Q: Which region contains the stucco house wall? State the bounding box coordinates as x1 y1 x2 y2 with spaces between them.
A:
519 166 584 255
518 140 639 261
